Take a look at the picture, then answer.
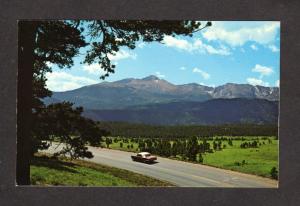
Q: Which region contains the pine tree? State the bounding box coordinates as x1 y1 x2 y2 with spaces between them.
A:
18 20 211 184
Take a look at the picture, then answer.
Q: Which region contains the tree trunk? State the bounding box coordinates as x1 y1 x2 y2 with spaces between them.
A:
17 21 37 185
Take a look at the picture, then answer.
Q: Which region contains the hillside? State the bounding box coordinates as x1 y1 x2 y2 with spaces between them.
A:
83 98 278 125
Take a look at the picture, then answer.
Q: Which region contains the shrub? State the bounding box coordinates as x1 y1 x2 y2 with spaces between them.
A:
198 154 203 163
31 173 44 184
234 161 241 166
270 167 278 179
228 139 233 146
79 181 88 186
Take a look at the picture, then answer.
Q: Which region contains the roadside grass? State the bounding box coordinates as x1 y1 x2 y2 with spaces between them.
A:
106 136 278 178
30 154 174 186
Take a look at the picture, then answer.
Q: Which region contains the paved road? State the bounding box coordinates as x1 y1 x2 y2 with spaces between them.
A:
46 144 278 187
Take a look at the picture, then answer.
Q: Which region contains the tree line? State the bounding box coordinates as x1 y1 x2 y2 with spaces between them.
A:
110 136 213 163
97 121 278 139
106 135 275 162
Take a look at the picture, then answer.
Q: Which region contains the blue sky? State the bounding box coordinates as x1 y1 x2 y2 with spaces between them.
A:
46 21 280 92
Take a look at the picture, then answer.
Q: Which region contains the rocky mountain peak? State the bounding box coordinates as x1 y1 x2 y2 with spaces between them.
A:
142 75 160 81
45 75 279 110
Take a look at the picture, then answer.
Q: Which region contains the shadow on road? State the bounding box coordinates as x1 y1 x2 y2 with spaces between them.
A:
132 160 159 165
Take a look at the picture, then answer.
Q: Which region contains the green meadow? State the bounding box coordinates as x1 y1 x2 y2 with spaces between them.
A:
202 139 278 177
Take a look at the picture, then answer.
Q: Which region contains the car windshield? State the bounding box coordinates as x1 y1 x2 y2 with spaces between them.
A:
145 154 151 157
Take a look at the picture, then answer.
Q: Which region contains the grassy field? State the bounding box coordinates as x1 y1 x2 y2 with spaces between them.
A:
202 139 278 178
105 136 278 178
30 154 174 186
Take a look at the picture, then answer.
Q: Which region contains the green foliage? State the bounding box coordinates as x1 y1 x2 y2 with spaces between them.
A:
105 137 112 148
97 122 278 138
31 21 87 115
186 136 198 161
26 21 91 160
32 102 108 159
213 141 217 150
228 139 233 146
270 167 278 180
198 153 203 163
240 141 259 149
234 161 241 166
35 21 87 68
234 160 246 167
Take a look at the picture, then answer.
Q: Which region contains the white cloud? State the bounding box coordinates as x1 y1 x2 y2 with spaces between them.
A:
192 68 210 79
46 71 98 92
163 36 194 51
155 71 165 78
202 22 279 47
46 62 53 67
251 64 274 78
82 63 107 75
194 39 231 55
162 36 231 55
269 45 279 52
107 50 137 61
250 44 258 50
137 42 146 48
179 66 186 70
247 77 269 87
276 80 280 87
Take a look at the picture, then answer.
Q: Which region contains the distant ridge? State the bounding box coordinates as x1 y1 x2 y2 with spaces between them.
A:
82 98 278 125
44 75 279 110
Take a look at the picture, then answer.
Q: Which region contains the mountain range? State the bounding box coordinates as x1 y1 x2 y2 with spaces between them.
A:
45 75 279 109
83 98 278 125
44 75 279 125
